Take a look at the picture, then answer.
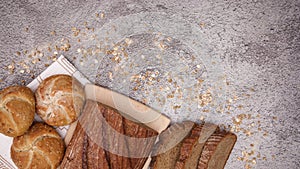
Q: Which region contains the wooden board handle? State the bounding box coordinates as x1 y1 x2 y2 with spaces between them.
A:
84 84 170 133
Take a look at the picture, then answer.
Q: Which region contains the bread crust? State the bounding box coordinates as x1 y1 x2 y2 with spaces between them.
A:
61 101 112 169
175 123 218 169
62 100 158 169
175 124 203 169
197 131 237 169
10 123 65 169
150 121 195 169
123 116 158 169
0 86 35 137
35 74 84 126
101 103 132 169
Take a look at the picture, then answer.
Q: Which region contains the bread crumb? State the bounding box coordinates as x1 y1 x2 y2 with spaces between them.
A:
100 12 105 19
50 31 56 36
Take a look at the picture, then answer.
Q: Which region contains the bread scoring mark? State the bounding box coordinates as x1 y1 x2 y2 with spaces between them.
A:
13 134 60 152
24 150 33 169
0 103 19 135
58 104 72 123
33 146 53 169
2 95 34 107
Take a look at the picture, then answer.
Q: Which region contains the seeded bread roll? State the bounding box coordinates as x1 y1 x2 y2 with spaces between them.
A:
0 86 35 137
11 123 65 169
35 74 85 126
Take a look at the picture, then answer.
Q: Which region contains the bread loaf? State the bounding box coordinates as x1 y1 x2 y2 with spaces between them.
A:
10 123 65 169
175 123 218 169
197 131 237 169
35 74 85 126
60 118 110 169
0 86 35 137
61 100 158 169
101 103 132 169
150 121 195 169
175 124 203 169
123 115 158 168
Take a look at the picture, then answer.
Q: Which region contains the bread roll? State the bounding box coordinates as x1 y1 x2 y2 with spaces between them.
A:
11 123 65 169
35 74 85 126
0 86 35 137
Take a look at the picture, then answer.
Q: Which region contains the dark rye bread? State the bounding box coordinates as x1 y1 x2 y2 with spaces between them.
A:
175 123 218 169
197 131 237 169
150 121 195 169
123 118 158 169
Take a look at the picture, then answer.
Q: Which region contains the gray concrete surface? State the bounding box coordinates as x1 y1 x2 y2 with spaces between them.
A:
0 0 299 168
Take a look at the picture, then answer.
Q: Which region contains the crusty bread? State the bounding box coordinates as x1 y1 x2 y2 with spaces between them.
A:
0 86 35 137
101 103 132 169
35 74 85 126
150 121 195 169
175 124 203 169
197 131 237 169
60 101 110 169
60 111 110 169
175 123 218 169
123 116 158 169
62 100 158 169
10 123 65 169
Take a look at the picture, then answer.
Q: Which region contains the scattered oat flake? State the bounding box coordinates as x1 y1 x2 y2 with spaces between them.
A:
199 116 205 121
199 90 212 106
72 27 80 36
125 38 133 45
173 105 181 109
100 12 105 18
108 72 113 80
159 41 168 50
199 22 205 27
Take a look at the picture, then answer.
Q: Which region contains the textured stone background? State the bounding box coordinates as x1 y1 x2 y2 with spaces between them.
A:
0 0 299 168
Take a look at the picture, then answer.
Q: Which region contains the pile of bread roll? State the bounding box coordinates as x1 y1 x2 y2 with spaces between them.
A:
0 74 85 169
